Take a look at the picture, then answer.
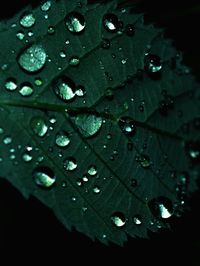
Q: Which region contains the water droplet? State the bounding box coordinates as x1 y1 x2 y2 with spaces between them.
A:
5 78 17 91
75 114 103 138
63 157 77 171
59 50 66 58
53 76 76 101
130 178 137 188
18 44 47 73
103 13 119 33
118 116 136 136
101 38 110 49
144 54 162 73
47 26 55 34
41 0 51 11
28 31 34 37
69 56 80 67
148 197 174 219
186 142 200 161
16 31 25 40
65 12 86 33
136 154 151 168
106 133 112 140
75 85 86 97
76 178 83 187
111 212 126 227
125 24 135 36
33 166 56 188
31 117 48 137
22 152 32 162
0 128 4 134
133 215 142 225
3 136 12 144
82 175 89 182
55 131 70 147
19 82 33 96
87 165 97 176
121 58 127 65
93 186 101 194
34 78 43 86
20 12 36 28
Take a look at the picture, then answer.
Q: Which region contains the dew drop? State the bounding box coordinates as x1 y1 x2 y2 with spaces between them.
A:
65 12 86 33
63 157 77 171
18 44 47 73
34 78 43 86
103 13 119 33
111 212 126 227
136 154 151 168
16 31 25 40
118 116 136 136
55 131 70 147
125 24 135 36
133 215 142 225
148 197 173 219
59 50 66 58
19 82 33 96
75 85 86 97
41 0 51 11
47 26 55 34
53 76 76 101
93 186 101 194
0 128 4 134
20 12 36 28
69 56 80 66
144 54 162 73
33 166 56 188
5 78 17 91
186 142 200 161
87 165 97 176
101 38 110 49
75 114 103 138
31 117 48 137
3 136 12 145
22 152 32 162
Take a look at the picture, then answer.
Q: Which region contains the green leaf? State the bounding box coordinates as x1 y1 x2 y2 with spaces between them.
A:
0 0 199 245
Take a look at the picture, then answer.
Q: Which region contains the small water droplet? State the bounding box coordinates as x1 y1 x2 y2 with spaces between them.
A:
82 176 89 182
136 154 151 168
75 114 103 138
93 186 101 194
111 212 126 227
63 157 77 171
41 0 51 11
118 116 136 136
34 78 43 86
186 142 200 161
65 12 86 33
20 12 36 28
16 31 25 40
31 117 48 137
125 24 135 36
133 215 142 225
28 31 34 37
22 152 32 162
121 58 127 64
145 54 162 73
3 136 12 144
101 38 110 49
55 131 70 147
59 50 66 58
88 165 97 176
5 78 17 91
53 76 75 101
47 26 55 34
18 44 47 73
106 133 112 140
71 196 77 202
148 197 173 219
69 56 80 66
0 128 4 134
75 85 86 97
130 178 137 188
19 82 33 96
103 13 119 33
33 166 56 188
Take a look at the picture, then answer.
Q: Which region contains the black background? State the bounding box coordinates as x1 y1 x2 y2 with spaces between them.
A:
0 0 200 263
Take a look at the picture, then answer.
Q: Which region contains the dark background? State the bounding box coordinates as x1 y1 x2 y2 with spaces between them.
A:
0 0 200 263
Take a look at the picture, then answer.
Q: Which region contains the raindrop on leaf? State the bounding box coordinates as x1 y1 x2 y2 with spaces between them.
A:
111 212 126 227
55 131 70 147
20 12 36 28
144 54 162 73
33 166 56 188
63 157 77 171
30 117 48 137
103 13 119 33
65 12 86 33
148 197 174 219
118 116 136 136
5 78 17 91
53 76 76 101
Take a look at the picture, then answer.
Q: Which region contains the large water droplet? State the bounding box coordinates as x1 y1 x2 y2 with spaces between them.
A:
33 166 56 188
53 76 76 101
111 212 126 227
103 13 119 33
5 78 17 91
148 197 173 219
144 54 162 73
20 12 36 28
31 117 48 137
55 131 70 147
75 114 103 138
63 157 77 171
41 0 51 11
19 82 33 96
65 12 86 33
118 116 136 136
18 44 47 73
